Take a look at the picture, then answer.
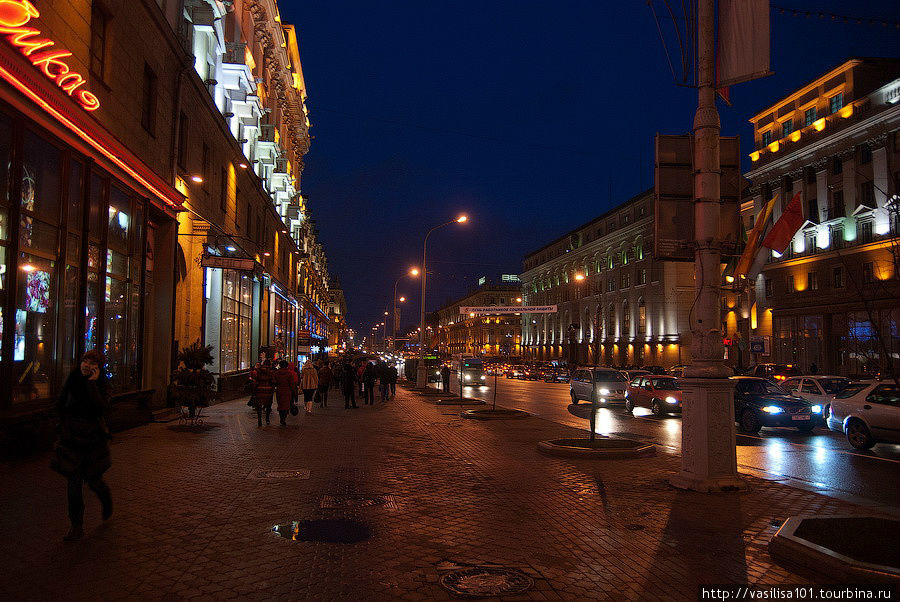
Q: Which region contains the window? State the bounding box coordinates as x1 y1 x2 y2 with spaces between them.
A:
621 272 630 289
858 220 873 243
782 119 793 137
177 112 188 170
638 206 646 217
761 130 772 146
786 274 795 293
622 301 630 334
141 64 157 134
805 232 817 254
638 300 646 334
807 271 818 291
859 144 872 164
830 226 843 249
636 244 643 260
829 93 843 114
832 157 842 175
622 249 628 265
859 182 875 208
863 262 874 284
832 266 844 289
830 190 844 219
606 278 615 292
638 269 646 285
90 3 108 81
622 213 630 225
807 198 818 222
804 107 817 126
765 279 774 297
221 270 252 373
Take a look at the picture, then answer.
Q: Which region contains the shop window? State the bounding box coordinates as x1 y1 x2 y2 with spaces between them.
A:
221 270 252 373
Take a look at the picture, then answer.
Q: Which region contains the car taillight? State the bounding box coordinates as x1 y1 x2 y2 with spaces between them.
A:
775 375 786 380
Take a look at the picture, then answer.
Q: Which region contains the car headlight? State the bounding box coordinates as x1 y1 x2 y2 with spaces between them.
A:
464 375 471 381
762 405 783 414
480 375 485 380
811 405 822 414
665 396 678 404
599 387 610 396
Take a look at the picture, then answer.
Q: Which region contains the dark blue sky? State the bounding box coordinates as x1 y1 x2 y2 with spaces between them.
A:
282 1 900 339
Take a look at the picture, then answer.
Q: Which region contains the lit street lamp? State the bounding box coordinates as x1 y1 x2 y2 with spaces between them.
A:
392 267 419 352
416 215 468 388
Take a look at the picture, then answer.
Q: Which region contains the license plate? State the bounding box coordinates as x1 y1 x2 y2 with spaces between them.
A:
791 415 810 421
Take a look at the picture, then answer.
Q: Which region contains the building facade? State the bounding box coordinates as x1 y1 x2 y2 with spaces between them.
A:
430 282 522 359
520 190 695 369
327 277 348 352
0 0 333 451
745 58 900 376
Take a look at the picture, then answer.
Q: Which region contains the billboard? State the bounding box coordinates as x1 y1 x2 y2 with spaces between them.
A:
654 134 743 261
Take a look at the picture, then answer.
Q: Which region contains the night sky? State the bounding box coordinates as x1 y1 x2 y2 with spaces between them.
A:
280 1 900 340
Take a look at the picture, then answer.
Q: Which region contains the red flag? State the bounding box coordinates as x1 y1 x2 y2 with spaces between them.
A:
762 191 803 254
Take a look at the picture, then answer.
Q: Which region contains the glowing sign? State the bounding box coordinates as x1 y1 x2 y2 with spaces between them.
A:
0 0 100 111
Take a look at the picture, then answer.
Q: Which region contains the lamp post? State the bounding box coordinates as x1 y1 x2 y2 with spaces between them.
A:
416 215 468 388
393 268 418 351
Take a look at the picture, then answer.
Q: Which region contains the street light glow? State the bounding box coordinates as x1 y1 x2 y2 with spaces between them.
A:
399 296 406 302
456 215 468 223
410 268 419 276
574 273 585 281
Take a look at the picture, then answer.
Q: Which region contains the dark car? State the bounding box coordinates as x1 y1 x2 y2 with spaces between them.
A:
731 376 824 434
643 365 667 375
745 363 801 383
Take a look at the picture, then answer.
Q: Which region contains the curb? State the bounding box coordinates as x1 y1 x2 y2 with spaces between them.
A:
435 399 486 406
462 409 530 420
537 437 656 459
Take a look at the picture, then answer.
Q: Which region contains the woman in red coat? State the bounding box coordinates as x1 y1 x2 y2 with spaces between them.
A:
249 360 276 426
273 360 298 426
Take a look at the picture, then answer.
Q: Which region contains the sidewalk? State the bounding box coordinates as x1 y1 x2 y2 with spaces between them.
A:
0 384 886 600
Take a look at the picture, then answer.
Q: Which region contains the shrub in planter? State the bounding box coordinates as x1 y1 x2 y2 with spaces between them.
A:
169 341 216 416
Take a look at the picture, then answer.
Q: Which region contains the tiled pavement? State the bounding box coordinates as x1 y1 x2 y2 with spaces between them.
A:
0 384 888 600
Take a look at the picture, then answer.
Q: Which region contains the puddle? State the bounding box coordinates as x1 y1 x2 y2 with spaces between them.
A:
272 519 371 543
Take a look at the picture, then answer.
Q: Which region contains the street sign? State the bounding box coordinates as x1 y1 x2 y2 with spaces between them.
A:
459 305 557 315
200 254 255 271
749 335 769 355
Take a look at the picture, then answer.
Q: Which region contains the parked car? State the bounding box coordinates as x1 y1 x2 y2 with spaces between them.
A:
731 376 823 434
827 381 900 450
625 375 683 416
569 367 628 405
781 376 850 414
745 363 801 382
621 369 651 383
543 368 570 383
644 365 667 375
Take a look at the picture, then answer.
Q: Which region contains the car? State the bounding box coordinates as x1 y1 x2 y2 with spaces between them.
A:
643 365 667 375
668 365 687 378
731 376 824 434
625 375 683 416
543 368 570 383
780 376 850 413
745 363 801 383
827 381 900 450
569 367 628 405
505 365 525 379
621 369 651 382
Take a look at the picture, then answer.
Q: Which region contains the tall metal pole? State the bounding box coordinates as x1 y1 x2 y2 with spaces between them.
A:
670 0 743 492
392 278 400 351
416 232 430 388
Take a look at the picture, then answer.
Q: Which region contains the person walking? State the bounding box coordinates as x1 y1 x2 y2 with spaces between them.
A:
356 361 366 396
362 362 376 405
300 360 319 415
441 364 451 393
377 360 390 402
51 350 113 541
388 363 399 399
341 361 358 409
249 359 276 426
317 361 333 407
273 360 298 426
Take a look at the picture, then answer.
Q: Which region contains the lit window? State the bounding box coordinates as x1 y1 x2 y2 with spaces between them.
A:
829 93 843 114
804 107 817 126
782 119 793 138
761 131 772 146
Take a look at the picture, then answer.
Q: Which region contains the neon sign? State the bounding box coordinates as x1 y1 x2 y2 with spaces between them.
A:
0 0 100 111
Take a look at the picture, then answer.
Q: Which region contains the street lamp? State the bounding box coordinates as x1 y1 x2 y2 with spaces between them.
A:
392 267 419 352
417 215 468 388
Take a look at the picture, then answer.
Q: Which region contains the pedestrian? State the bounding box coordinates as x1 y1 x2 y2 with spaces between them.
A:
273 360 298 426
441 364 451 393
317 361 333 407
50 350 113 541
362 362 376 405
388 363 399 399
333 362 345 393
376 360 390 402
341 362 358 409
356 361 366 395
300 360 319 415
249 359 276 426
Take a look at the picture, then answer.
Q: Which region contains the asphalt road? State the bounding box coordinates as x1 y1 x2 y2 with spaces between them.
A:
428 376 900 509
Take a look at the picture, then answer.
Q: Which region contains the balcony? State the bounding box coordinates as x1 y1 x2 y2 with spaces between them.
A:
223 42 247 66
259 124 276 143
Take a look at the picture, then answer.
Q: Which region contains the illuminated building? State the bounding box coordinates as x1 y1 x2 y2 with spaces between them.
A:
520 190 693 368
327 278 348 351
745 58 900 376
0 0 334 448
430 280 522 359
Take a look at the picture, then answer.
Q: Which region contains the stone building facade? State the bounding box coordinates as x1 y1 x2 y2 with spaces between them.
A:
430 282 522 359
744 58 900 376
520 190 695 369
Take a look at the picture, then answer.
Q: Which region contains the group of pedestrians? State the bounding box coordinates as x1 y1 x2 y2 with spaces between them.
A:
332 359 398 409
248 357 337 426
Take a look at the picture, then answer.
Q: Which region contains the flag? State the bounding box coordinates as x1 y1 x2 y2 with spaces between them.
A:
717 0 772 88
761 191 803 253
735 193 777 279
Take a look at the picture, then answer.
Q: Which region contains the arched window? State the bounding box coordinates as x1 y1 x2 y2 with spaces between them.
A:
638 298 646 334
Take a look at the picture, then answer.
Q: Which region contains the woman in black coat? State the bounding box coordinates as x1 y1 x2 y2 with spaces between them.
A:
51 350 113 541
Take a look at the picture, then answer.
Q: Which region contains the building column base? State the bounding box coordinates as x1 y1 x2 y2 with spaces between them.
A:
669 376 748 493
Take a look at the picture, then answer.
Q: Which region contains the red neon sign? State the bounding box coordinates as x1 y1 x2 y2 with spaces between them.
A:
0 0 100 111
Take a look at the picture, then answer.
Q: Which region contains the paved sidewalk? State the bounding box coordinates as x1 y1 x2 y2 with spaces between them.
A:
0 385 888 600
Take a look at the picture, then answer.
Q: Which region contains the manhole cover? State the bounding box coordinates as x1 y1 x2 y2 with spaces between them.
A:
320 494 397 509
250 469 310 479
440 567 533 597
272 519 370 543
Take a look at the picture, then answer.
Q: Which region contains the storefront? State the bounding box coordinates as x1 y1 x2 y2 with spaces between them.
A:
272 285 297 363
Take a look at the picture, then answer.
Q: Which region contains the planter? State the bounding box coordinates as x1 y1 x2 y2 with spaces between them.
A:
537 437 656 459
462 409 530 420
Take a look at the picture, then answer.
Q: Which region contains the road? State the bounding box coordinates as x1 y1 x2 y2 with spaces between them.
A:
427 375 900 509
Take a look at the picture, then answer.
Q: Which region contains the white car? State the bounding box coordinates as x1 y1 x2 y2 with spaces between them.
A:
826 381 900 449
781 376 850 409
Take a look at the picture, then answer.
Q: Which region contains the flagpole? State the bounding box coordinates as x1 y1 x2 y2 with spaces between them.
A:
670 0 745 493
